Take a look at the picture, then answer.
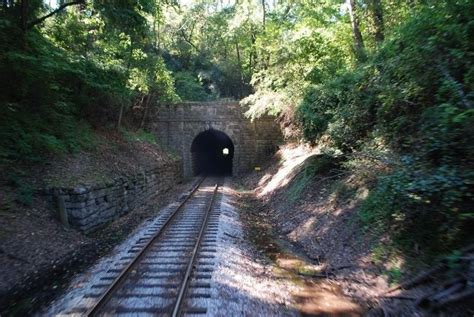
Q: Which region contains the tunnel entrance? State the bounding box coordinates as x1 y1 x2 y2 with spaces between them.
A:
191 129 234 176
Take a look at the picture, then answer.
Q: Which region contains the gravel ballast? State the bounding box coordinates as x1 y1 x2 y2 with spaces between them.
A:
41 178 299 316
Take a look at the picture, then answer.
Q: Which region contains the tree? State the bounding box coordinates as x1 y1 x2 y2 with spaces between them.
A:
347 0 365 61
368 0 384 45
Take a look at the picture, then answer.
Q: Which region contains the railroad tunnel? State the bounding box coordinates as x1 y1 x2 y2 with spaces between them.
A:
191 129 234 176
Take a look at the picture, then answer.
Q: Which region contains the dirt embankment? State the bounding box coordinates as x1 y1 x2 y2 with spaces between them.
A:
0 129 186 316
240 143 473 316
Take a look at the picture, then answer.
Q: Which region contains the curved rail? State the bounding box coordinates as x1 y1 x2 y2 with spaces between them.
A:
85 177 210 316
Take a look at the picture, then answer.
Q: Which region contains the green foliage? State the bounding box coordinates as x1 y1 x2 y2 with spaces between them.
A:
293 0 474 258
173 71 213 101
386 266 402 286
0 0 178 164
297 68 377 150
0 30 101 163
160 1 256 100
360 157 473 254
243 0 352 120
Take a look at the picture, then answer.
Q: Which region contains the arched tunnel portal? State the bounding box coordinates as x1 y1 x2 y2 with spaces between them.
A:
191 129 234 176
152 102 283 176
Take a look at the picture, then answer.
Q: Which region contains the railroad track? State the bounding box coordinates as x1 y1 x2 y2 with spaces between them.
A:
79 177 222 316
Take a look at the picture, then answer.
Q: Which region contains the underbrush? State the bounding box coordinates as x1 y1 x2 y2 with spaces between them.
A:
292 1 474 265
359 159 473 261
0 29 124 166
0 111 98 165
0 8 178 167
285 144 473 270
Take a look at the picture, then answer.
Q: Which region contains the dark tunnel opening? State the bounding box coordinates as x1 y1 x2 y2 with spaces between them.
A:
191 129 234 176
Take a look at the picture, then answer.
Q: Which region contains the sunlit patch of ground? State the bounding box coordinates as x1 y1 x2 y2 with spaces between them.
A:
295 282 363 317
273 253 366 316
258 143 317 197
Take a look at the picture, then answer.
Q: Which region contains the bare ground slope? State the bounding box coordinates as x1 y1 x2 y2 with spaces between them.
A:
241 143 473 316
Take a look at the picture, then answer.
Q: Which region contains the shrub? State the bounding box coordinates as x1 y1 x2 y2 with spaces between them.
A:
360 158 473 256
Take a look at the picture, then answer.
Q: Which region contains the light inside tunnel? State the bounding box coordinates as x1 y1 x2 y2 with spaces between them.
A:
191 129 234 176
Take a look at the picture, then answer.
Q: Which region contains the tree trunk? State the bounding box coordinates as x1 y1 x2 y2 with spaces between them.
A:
347 0 365 61
369 0 384 45
249 51 253 74
20 0 28 31
117 43 134 129
139 93 153 130
261 0 266 29
249 28 256 73
26 0 85 29
117 102 125 129
235 42 244 98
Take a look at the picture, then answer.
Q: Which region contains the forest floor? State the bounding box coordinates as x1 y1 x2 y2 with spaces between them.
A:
0 129 185 315
238 143 473 316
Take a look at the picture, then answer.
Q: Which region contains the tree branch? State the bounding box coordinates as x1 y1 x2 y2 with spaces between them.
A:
179 29 199 52
27 0 85 29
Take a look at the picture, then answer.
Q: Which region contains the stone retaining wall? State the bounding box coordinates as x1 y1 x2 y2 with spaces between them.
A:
45 160 181 232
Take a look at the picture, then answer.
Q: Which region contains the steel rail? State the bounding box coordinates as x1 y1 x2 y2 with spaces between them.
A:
171 183 218 317
84 177 206 317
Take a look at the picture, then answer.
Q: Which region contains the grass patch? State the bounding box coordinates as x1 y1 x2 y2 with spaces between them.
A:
371 244 389 265
44 173 113 188
385 266 403 286
121 128 157 145
296 265 323 277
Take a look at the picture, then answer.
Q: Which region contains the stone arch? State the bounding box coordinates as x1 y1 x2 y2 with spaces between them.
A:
152 102 282 177
190 128 235 176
